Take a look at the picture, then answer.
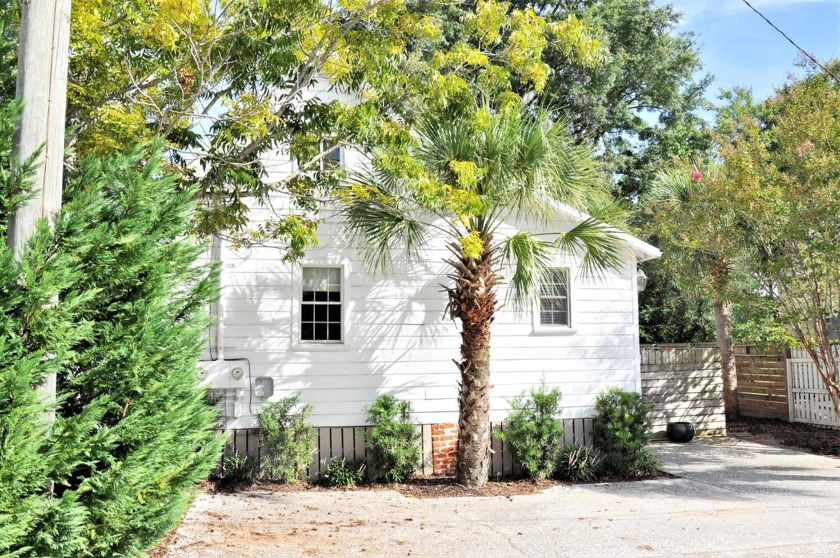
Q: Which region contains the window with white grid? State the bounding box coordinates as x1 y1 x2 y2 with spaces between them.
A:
301 267 342 342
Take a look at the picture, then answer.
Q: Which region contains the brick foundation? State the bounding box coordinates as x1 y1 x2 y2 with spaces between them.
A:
431 423 459 476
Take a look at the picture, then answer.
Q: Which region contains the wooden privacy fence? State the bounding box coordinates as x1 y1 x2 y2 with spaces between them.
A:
640 344 726 438
787 348 840 429
221 418 594 481
640 344 800 429
734 346 790 421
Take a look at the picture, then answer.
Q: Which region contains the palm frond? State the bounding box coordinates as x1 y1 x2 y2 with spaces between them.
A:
502 110 607 223
414 117 478 188
552 218 624 279
499 232 556 311
339 170 430 274
646 166 697 206
584 198 631 231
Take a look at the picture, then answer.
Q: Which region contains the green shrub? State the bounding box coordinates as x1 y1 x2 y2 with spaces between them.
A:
634 447 662 477
323 456 365 488
556 445 603 482
496 383 565 480
593 387 659 476
363 395 422 483
257 394 316 483
220 454 258 487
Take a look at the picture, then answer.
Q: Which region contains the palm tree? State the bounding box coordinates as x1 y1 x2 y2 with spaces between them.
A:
645 164 742 420
340 105 624 487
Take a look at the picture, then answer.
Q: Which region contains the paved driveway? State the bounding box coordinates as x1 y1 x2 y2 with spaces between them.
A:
163 439 840 558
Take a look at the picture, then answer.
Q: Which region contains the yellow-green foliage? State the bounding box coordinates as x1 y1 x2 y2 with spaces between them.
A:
63 0 603 258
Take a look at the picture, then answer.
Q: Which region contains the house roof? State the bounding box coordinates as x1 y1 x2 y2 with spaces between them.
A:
551 201 662 263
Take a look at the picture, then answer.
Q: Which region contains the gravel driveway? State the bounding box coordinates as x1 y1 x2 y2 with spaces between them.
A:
161 439 840 558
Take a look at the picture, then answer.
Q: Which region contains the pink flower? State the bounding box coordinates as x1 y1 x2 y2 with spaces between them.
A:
692 170 702 181
796 140 814 157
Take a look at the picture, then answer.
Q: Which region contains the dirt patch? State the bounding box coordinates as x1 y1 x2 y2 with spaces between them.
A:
148 531 178 558
728 417 840 456
378 476 562 498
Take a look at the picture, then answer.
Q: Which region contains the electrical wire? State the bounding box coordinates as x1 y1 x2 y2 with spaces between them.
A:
739 0 840 86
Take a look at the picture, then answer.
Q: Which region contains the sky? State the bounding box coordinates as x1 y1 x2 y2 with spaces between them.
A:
661 0 840 105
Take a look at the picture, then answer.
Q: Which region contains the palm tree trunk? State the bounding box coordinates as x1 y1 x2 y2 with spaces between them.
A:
444 237 497 488
713 294 739 421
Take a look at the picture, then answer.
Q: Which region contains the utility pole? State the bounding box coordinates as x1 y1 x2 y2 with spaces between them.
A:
8 0 72 407
8 0 72 254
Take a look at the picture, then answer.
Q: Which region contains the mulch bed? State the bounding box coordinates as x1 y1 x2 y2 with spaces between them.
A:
727 417 840 456
208 469 673 499
209 476 566 498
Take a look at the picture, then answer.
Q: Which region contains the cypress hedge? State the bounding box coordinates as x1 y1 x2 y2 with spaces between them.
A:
0 129 222 556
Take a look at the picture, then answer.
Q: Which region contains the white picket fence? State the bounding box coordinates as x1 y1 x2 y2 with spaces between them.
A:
787 348 840 429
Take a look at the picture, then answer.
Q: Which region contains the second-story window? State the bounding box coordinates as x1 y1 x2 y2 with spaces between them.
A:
321 140 342 171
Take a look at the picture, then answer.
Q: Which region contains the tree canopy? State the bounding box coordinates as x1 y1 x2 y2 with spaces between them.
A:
45 0 602 260
0 1 708 259
413 0 712 200
717 64 840 416
646 61 840 417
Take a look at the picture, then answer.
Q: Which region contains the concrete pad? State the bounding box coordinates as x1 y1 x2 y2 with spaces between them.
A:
655 438 840 500
163 439 840 558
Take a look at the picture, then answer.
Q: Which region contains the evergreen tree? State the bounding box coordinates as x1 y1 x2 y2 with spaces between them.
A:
0 98 93 556
0 139 222 556
52 144 223 556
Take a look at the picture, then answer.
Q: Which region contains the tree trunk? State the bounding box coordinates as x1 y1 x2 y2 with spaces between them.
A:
713 294 739 420
444 237 497 488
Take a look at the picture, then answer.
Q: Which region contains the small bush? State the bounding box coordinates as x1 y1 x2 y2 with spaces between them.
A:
363 395 422 483
257 394 316 483
323 456 366 488
496 383 565 480
634 447 662 477
556 445 603 482
593 388 659 476
220 454 258 486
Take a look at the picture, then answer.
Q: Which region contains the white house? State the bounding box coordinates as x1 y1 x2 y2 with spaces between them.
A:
198 83 661 475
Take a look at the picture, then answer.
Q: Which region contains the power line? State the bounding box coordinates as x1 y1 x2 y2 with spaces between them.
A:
740 0 840 86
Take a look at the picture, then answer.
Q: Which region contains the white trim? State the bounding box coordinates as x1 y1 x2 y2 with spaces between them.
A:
292 260 352 351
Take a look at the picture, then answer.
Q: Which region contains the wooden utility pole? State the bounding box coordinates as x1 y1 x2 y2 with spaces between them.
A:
8 0 72 254
8 0 72 406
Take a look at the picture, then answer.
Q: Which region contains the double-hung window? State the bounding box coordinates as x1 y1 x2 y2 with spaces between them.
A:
539 268 570 327
301 267 342 342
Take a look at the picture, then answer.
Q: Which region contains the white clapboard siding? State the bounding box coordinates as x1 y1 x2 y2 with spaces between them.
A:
203 134 651 427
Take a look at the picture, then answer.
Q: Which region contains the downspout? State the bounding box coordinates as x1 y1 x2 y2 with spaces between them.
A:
631 253 642 394
208 234 225 361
